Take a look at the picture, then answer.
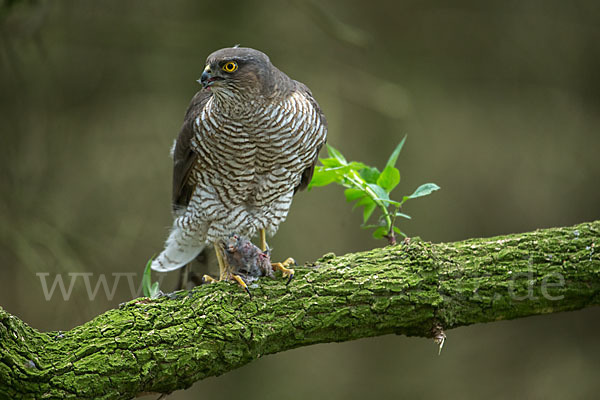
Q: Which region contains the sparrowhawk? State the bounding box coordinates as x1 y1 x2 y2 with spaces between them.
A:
151 47 327 292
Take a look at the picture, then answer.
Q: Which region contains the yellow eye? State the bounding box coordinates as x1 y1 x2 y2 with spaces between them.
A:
222 61 238 73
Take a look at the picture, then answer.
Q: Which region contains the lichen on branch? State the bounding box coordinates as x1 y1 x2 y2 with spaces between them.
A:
1 221 599 399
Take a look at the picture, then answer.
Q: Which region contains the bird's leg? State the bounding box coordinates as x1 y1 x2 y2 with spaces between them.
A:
202 243 251 296
259 228 296 285
260 228 268 252
214 243 228 281
201 243 227 284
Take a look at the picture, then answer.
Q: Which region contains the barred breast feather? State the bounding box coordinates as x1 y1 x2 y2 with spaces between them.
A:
151 75 327 272
190 86 326 241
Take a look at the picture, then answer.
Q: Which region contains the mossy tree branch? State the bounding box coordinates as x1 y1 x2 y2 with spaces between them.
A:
1 221 599 399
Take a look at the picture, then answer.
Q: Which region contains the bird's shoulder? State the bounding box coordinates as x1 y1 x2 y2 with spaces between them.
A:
289 80 328 194
171 90 212 211
290 80 328 129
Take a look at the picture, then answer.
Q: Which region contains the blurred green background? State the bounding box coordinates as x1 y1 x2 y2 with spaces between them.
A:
1 0 599 398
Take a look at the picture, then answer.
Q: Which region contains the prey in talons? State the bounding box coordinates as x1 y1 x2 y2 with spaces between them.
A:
201 233 294 296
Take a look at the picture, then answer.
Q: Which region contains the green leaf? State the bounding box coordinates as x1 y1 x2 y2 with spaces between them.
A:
150 282 160 298
361 224 383 229
142 258 153 298
354 195 374 211
327 144 347 165
395 212 412 220
393 226 407 237
308 168 341 188
363 201 377 223
319 157 343 168
311 164 366 190
359 167 380 184
407 183 441 199
384 199 403 207
377 166 400 193
367 183 390 204
142 258 160 299
348 161 368 171
373 226 388 239
344 188 365 202
385 135 407 169
354 195 377 222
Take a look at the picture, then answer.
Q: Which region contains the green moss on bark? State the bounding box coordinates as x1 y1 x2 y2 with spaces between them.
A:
1 221 598 399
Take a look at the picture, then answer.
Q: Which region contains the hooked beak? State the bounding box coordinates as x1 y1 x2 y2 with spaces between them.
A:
198 65 220 89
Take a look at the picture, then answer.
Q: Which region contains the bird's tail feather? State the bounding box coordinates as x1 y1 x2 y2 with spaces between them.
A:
151 227 204 272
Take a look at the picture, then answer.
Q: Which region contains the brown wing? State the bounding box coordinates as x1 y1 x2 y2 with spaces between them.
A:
293 82 328 194
172 90 212 213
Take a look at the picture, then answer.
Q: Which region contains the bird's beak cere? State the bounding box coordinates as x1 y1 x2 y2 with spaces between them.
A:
199 64 221 89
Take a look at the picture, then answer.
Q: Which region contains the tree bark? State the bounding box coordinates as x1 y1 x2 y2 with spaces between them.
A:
1 221 599 399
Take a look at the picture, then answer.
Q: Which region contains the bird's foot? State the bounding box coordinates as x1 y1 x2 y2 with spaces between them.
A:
201 274 218 284
272 257 296 285
201 273 251 297
231 274 252 297
258 228 294 285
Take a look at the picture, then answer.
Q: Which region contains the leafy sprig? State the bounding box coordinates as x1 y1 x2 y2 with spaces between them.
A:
142 258 161 299
309 136 440 245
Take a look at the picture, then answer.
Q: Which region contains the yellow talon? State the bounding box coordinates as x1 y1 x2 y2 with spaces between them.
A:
272 257 296 285
201 272 251 296
231 274 251 297
259 229 295 285
201 274 217 284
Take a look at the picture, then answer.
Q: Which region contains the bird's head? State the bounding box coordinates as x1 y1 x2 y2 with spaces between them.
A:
199 47 283 98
